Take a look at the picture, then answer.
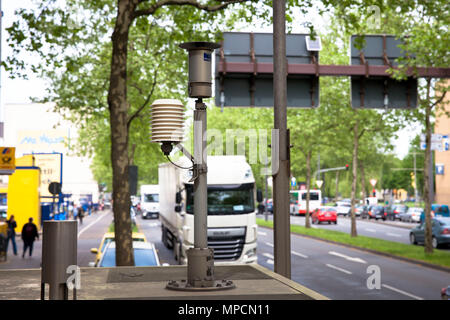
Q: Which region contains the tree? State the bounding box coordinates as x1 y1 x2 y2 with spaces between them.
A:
6 0 436 263
381 3 449 253
6 0 254 266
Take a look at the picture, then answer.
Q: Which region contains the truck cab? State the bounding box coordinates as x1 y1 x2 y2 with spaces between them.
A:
159 155 259 265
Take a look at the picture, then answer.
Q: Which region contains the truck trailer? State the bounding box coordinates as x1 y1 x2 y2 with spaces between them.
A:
159 155 260 265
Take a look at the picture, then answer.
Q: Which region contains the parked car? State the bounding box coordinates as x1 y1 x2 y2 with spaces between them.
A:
97 241 161 267
266 199 273 213
311 207 337 225
354 205 366 217
442 285 450 300
335 202 351 216
360 205 373 219
89 232 147 267
401 207 424 223
390 205 408 221
409 217 450 249
367 205 386 220
419 204 449 223
432 204 450 218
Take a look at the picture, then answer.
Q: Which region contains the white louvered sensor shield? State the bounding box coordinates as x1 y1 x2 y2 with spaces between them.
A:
150 99 185 143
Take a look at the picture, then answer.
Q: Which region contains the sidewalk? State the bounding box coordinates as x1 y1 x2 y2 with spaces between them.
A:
0 210 107 270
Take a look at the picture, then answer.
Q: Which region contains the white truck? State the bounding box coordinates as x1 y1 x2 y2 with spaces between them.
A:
140 185 160 219
159 155 260 265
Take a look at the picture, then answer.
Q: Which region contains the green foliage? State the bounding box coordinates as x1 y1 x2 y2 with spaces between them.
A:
5 0 446 199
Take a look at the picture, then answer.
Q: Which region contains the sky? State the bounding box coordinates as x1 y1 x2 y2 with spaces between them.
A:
0 0 421 159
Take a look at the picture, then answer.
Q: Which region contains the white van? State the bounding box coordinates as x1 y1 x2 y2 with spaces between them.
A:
140 185 159 219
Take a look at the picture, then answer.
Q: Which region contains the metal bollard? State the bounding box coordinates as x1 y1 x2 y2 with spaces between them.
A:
41 220 77 300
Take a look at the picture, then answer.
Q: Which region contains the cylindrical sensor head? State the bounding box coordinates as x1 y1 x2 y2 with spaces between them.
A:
179 42 221 98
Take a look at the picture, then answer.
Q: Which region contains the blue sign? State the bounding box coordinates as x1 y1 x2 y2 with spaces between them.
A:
291 178 297 187
443 135 449 151
436 164 444 175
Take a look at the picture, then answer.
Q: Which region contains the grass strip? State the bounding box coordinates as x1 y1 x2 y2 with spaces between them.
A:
256 218 450 269
108 222 139 233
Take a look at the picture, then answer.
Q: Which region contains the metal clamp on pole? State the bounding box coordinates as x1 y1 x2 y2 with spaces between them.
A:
41 220 77 300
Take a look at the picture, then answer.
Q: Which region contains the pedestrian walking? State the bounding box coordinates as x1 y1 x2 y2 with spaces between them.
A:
6 215 18 256
77 204 84 225
21 217 39 258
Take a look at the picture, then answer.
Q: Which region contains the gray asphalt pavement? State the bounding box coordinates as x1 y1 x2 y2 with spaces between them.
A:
2 210 449 300
259 213 450 251
256 227 450 300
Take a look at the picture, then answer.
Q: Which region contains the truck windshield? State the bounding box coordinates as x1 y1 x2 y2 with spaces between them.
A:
185 183 255 215
144 194 159 203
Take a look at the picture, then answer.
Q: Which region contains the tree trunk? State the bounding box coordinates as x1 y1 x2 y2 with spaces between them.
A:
305 150 311 228
360 161 367 202
423 79 433 254
334 170 339 201
107 0 138 266
350 119 359 237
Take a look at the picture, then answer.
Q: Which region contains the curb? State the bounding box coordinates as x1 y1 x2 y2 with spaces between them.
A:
340 216 415 230
257 224 450 274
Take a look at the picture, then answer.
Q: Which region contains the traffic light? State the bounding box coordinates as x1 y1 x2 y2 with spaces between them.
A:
345 164 349 171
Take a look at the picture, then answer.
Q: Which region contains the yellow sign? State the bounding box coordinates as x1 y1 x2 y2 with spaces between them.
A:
33 153 62 198
0 147 16 174
7 167 41 231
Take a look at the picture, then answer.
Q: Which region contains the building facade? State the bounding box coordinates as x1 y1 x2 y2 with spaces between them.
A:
3 103 99 204
435 81 450 206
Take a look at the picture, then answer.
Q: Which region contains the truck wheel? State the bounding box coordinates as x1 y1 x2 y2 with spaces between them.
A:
161 225 167 246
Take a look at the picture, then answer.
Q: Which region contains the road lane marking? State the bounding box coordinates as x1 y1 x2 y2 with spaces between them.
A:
386 233 401 238
381 284 423 300
258 231 267 236
265 242 274 247
292 251 308 258
263 253 274 259
328 251 367 264
325 264 352 275
147 222 159 227
77 211 110 238
365 228 376 233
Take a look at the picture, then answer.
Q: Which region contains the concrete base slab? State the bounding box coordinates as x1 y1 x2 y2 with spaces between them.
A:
0 264 328 300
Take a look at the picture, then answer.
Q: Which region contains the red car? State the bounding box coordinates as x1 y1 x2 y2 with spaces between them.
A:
312 207 338 225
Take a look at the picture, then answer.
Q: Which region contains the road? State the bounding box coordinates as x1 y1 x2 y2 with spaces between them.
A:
259 213 450 251
137 214 450 300
256 227 450 300
1 210 449 300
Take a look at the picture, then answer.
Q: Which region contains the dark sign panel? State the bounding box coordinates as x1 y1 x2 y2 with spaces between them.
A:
350 35 418 109
215 32 319 108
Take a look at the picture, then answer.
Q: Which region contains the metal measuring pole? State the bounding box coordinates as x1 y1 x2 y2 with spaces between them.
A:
166 42 234 291
193 98 208 250
272 0 291 279
41 220 77 300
